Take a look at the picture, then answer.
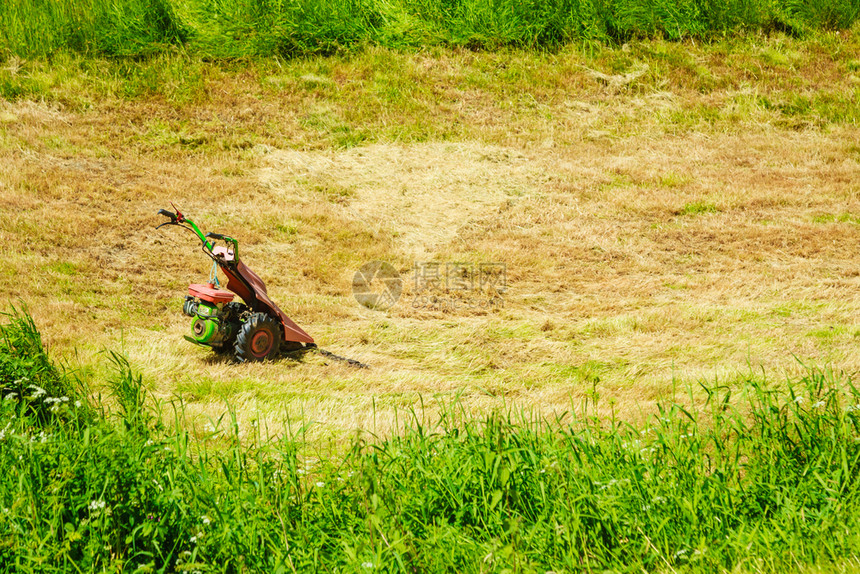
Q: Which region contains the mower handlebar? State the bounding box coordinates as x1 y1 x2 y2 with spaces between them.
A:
156 206 238 259
205 232 239 259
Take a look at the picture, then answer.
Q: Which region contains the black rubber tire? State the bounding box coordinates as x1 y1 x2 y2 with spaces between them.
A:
234 313 281 362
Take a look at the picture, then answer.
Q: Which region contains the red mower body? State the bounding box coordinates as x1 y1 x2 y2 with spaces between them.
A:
188 283 235 305
209 246 313 344
216 256 315 345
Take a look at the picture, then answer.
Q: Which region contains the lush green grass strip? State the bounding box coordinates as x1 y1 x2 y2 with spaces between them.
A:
0 0 189 57
1 0 858 58
1 309 859 572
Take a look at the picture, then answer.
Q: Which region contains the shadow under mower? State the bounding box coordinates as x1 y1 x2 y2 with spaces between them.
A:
157 206 366 367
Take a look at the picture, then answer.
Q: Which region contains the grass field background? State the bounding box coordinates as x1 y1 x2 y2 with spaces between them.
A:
1 5 860 570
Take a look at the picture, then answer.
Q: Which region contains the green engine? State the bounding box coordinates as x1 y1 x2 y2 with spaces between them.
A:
191 301 220 343
183 296 245 349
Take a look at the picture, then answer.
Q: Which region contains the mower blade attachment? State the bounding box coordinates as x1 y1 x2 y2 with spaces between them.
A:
183 335 206 346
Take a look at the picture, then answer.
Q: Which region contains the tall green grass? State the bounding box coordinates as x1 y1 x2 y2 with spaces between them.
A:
0 0 189 57
1 0 858 58
2 308 860 571
0 306 71 405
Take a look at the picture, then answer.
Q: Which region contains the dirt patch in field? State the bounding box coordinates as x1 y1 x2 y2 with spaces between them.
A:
260 142 543 256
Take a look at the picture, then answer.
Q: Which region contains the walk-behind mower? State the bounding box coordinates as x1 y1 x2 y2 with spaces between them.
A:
156 206 315 362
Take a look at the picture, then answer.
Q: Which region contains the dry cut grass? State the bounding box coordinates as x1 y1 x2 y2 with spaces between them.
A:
1 32 859 439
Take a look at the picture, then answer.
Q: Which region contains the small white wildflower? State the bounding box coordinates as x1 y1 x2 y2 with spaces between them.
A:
3 393 16 401
204 422 216 433
28 385 46 399
164 446 171 452
361 562 373 569
190 536 197 544
89 499 106 511
74 400 82 408
674 549 688 558
795 396 804 404
60 396 68 402
297 469 306 475
812 400 826 409
652 496 666 504
145 439 154 446
201 515 211 525
315 481 325 488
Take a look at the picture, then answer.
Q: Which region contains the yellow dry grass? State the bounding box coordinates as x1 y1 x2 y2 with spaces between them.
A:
1 36 859 439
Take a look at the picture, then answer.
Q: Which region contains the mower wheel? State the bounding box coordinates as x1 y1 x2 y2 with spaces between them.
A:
234 313 281 362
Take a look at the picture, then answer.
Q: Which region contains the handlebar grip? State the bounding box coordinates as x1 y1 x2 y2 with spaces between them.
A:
205 232 226 240
158 209 177 220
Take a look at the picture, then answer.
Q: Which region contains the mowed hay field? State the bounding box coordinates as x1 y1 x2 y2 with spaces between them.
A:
1 30 860 437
